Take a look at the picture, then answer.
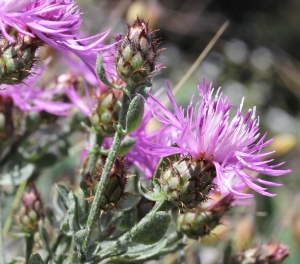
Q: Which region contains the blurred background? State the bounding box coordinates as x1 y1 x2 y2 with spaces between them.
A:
77 0 300 263
2 0 300 263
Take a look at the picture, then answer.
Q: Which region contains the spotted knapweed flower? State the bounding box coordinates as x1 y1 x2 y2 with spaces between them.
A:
142 79 291 198
0 0 111 75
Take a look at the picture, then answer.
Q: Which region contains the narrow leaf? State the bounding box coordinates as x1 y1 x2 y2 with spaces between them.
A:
56 184 70 210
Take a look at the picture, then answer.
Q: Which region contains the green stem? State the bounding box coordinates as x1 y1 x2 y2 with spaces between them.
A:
81 133 103 214
86 134 104 174
25 234 34 264
96 199 173 261
82 93 131 255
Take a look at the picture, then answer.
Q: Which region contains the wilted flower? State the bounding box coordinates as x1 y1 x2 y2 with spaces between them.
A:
142 79 291 198
0 0 111 75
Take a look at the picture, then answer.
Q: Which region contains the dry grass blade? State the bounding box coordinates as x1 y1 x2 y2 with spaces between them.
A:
163 20 230 106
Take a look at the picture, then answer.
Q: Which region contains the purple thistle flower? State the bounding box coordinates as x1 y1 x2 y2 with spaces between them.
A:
0 66 72 115
0 0 111 75
142 79 291 198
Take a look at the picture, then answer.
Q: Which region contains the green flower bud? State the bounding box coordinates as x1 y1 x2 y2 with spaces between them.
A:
17 183 44 233
178 194 233 239
0 34 42 85
83 157 129 212
231 243 289 264
90 90 122 137
158 155 216 210
115 17 161 87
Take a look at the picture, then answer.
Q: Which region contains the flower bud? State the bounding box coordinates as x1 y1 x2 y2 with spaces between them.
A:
177 194 233 239
159 155 216 209
90 90 122 137
17 183 44 233
0 34 42 85
115 17 161 86
231 243 289 264
83 157 129 212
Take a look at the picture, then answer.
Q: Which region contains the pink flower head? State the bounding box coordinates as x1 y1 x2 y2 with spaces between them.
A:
143 79 291 198
0 0 111 75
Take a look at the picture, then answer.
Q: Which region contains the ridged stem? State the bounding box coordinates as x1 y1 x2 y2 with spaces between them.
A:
82 92 131 255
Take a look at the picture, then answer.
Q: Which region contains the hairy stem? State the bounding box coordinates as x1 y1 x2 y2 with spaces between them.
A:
82 93 131 255
81 133 103 214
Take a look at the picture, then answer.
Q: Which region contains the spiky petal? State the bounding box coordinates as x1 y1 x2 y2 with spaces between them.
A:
142 79 291 198
0 0 111 76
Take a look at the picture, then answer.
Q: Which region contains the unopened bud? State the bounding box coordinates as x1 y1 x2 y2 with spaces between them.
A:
177 194 233 239
83 157 129 211
91 90 122 137
17 183 44 233
231 243 289 264
115 17 161 87
159 155 216 210
0 34 42 85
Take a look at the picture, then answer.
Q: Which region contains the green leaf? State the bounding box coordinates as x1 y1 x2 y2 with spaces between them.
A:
0 164 35 186
7 258 25 264
67 192 80 233
39 221 52 256
139 181 166 201
112 193 141 212
110 231 184 262
74 229 87 252
139 85 152 99
126 94 144 134
96 53 120 90
56 184 70 210
60 220 72 236
119 208 137 231
223 241 232 264
131 211 171 245
45 207 59 228
29 253 44 264
117 136 136 156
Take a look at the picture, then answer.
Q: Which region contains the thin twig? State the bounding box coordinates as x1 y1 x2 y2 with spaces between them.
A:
163 20 230 106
